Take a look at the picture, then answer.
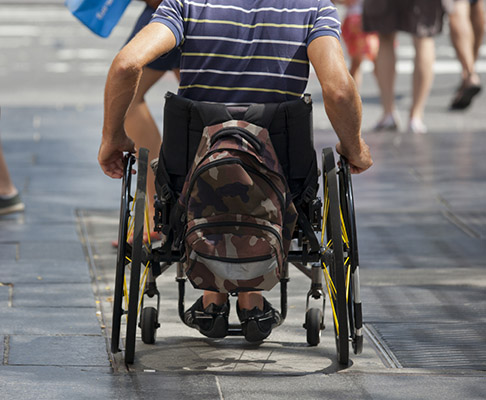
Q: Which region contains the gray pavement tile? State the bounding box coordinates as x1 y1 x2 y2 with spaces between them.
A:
362 285 486 324
18 241 85 261
26 166 119 195
0 260 91 283
217 374 486 400
7 335 109 367
361 267 485 288
0 285 10 307
0 244 17 261
0 222 79 243
13 283 97 308
0 366 222 400
0 308 102 335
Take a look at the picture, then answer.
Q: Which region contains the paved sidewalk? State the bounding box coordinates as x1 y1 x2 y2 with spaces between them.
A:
1 3 486 399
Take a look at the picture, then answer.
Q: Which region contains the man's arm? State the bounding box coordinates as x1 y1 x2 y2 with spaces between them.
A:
98 22 176 178
307 36 373 174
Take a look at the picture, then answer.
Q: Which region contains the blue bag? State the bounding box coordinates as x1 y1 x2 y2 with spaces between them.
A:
66 0 131 38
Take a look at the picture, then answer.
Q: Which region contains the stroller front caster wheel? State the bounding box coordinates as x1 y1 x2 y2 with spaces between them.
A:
140 306 159 345
305 308 323 346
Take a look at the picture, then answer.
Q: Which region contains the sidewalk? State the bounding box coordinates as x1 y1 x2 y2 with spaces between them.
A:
1 88 486 400
1 3 486 399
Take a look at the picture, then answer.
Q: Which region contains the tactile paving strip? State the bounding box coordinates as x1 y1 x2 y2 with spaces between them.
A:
367 322 486 370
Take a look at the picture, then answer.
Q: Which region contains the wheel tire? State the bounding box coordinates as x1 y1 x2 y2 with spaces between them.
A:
306 308 323 346
322 148 349 365
111 154 136 354
339 156 363 356
141 307 159 345
125 148 149 364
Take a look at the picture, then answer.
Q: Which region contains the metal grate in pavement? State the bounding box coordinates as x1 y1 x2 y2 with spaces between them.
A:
367 322 486 370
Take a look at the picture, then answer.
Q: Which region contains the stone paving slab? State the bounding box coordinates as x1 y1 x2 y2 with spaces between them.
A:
0 260 91 283
0 285 10 307
216 373 486 400
362 285 486 322
18 241 86 262
0 222 79 242
0 244 17 261
0 308 102 336
7 335 109 367
0 366 222 400
12 283 97 308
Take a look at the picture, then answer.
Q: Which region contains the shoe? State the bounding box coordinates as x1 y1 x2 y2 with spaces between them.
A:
237 298 282 343
184 296 229 338
0 193 25 216
372 113 400 132
408 118 427 134
450 83 482 110
111 231 162 248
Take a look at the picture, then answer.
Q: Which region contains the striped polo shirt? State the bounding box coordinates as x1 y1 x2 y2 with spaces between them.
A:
151 0 341 105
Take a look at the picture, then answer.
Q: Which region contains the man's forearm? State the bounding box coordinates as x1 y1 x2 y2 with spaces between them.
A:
323 80 364 156
102 56 142 141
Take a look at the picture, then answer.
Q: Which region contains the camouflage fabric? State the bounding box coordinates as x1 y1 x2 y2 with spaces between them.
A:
179 120 298 293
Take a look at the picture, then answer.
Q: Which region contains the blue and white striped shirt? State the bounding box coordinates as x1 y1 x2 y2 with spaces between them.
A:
151 0 341 104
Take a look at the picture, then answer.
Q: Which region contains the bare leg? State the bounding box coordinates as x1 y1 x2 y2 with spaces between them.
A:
202 291 229 307
374 32 397 117
409 35 435 130
449 1 478 84
202 290 264 310
124 67 178 231
470 0 485 63
349 56 364 89
237 292 264 310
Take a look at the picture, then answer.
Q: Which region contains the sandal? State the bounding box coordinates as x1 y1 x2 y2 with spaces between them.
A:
450 83 482 110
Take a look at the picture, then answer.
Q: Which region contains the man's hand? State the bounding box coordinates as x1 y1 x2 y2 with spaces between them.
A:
98 133 136 179
336 139 373 174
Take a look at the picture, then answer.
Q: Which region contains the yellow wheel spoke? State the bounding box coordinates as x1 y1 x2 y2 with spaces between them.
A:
322 262 337 297
340 208 349 245
144 197 151 247
322 261 339 335
123 274 129 310
345 261 351 303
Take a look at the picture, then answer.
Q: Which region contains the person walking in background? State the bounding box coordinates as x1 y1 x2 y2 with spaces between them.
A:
336 0 379 89
0 108 24 216
112 0 180 246
446 0 484 110
362 0 446 134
